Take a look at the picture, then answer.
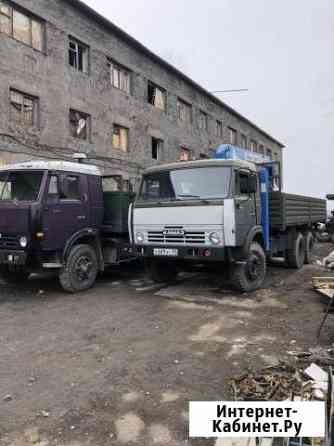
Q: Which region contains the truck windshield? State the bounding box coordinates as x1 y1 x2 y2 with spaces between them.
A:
0 171 44 202
138 167 231 202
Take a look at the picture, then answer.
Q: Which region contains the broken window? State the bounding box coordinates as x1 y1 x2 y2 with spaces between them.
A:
198 111 208 131
228 127 237 145
10 89 37 126
259 144 265 155
148 82 166 111
180 147 191 162
0 2 44 51
112 125 129 152
240 134 247 149
31 19 43 51
215 120 223 138
0 2 12 35
69 109 90 140
109 61 131 94
69 37 89 73
13 10 29 45
266 148 273 160
177 99 192 124
152 137 163 161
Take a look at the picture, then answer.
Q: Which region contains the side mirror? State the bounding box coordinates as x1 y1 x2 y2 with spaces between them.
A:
240 174 257 194
248 175 257 194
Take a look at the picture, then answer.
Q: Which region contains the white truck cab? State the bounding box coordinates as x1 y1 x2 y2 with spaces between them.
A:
131 151 326 292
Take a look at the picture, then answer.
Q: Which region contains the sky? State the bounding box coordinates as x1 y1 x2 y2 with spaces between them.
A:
83 0 334 200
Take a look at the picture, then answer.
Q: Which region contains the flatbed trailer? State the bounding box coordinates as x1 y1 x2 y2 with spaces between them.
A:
269 192 327 231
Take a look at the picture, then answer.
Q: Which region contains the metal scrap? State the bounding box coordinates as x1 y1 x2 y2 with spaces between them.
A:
230 362 328 402
312 277 334 339
287 346 334 367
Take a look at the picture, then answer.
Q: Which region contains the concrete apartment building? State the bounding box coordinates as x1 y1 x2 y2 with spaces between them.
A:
0 0 284 188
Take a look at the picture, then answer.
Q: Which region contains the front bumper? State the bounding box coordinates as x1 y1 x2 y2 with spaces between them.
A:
135 245 226 261
0 250 27 266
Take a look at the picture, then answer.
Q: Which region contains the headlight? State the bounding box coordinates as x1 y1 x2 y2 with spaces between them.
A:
136 232 145 244
209 232 221 245
19 236 28 248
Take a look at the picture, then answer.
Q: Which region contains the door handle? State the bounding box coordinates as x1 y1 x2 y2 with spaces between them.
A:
77 215 86 220
53 209 62 214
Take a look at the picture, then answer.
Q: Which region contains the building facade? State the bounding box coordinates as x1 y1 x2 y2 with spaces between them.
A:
0 0 284 188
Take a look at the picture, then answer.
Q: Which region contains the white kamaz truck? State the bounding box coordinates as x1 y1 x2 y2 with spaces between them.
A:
130 145 326 292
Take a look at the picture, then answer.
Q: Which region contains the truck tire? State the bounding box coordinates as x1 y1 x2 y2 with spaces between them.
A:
231 242 266 293
59 244 98 293
286 232 305 269
147 260 178 283
0 266 29 284
304 231 315 264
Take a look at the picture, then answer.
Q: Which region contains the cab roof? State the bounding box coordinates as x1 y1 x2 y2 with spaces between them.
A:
144 158 258 174
0 160 101 176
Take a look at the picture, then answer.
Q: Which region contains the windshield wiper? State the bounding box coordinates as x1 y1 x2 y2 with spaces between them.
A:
176 194 211 204
177 194 201 199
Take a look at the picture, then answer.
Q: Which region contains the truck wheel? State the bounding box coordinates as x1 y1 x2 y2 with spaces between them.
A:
147 260 178 283
304 232 315 264
59 244 98 293
286 232 305 269
231 242 266 293
0 266 29 284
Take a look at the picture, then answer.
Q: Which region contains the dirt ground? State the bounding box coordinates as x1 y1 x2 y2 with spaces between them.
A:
0 243 333 446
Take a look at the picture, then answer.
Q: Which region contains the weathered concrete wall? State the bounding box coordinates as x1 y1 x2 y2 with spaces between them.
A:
0 0 284 183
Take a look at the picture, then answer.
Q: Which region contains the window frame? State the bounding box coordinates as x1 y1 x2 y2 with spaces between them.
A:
68 36 89 74
60 174 81 202
198 110 208 131
177 98 192 124
109 59 131 94
147 81 167 112
215 120 223 138
151 137 163 161
228 127 237 145
0 1 45 52
240 134 247 149
250 140 258 153
69 109 91 141
10 88 38 127
112 124 129 153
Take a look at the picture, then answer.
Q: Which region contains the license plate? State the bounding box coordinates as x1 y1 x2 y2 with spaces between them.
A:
153 248 178 257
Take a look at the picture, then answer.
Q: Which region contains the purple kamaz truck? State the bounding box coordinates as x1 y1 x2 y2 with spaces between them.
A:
0 159 135 292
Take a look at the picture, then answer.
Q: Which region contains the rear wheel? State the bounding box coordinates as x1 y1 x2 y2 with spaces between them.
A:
59 244 98 293
286 232 305 269
147 260 178 283
304 231 315 264
231 242 266 293
0 266 29 284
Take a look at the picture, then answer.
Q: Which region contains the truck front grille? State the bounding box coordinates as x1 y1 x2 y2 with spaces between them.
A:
147 231 206 244
0 235 20 249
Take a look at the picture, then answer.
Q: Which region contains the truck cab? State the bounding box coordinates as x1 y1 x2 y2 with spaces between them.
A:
0 160 134 292
132 146 326 292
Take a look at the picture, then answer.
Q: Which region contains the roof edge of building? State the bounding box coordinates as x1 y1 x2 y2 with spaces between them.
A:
65 0 285 149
